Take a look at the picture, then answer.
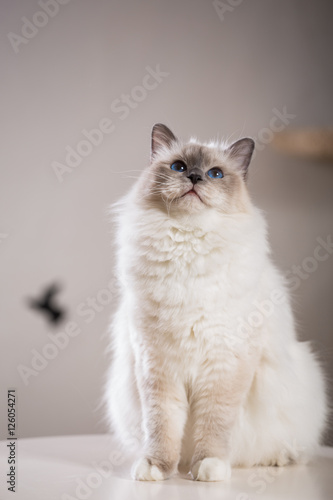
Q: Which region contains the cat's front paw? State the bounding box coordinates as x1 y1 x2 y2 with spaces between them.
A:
132 457 176 481
191 457 231 481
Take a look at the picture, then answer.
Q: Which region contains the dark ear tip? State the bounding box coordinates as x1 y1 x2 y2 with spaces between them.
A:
152 123 167 132
229 137 255 149
243 137 255 149
151 124 177 160
151 123 177 143
227 137 255 156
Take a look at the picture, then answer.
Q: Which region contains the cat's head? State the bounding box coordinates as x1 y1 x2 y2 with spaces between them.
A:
137 123 254 217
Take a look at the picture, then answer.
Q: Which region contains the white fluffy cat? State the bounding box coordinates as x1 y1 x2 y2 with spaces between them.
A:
105 124 327 481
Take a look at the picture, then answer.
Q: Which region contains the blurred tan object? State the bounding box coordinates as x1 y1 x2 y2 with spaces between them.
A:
272 128 333 162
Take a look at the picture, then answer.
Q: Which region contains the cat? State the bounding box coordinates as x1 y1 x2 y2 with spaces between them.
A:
105 123 327 481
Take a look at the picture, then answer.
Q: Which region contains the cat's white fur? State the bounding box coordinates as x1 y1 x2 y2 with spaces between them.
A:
105 126 327 481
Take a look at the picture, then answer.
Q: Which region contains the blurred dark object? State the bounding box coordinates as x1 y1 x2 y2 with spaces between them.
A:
28 283 66 325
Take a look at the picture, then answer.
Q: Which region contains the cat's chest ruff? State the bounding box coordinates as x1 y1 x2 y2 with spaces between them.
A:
135 225 231 308
140 225 222 267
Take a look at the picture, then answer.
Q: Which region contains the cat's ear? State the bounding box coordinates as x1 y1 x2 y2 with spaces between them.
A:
151 123 177 162
226 138 255 180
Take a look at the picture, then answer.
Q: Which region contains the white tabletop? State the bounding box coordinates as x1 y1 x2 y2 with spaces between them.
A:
0 434 332 500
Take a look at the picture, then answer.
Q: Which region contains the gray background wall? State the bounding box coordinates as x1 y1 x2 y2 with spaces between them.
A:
1 0 333 443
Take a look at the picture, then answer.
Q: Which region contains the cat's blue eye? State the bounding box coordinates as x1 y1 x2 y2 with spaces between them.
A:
170 161 187 172
207 167 223 179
